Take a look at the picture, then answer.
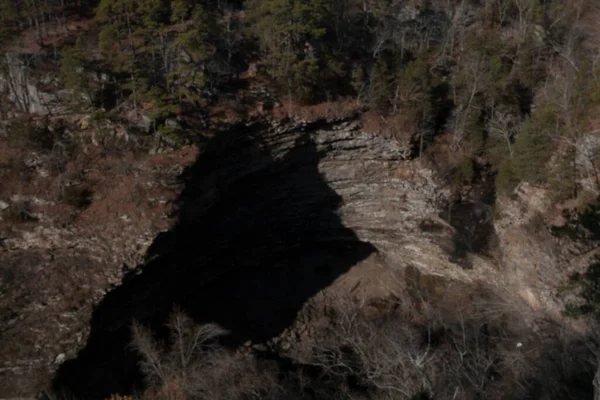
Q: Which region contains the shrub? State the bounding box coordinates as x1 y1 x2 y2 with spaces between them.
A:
511 104 557 181
495 159 520 195
7 118 55 151
62 186 93 208
2 201 36 223
564 261 600 318
454 156 475 185
547 147 577 202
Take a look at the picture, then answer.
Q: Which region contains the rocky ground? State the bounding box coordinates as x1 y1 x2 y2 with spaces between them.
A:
0 138 196 395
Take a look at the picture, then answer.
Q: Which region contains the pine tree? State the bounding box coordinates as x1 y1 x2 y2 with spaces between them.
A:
168 3 215 103
170 0 193 24
0 0 17 48
246 0 330 102
60 37 88 104
511 103 557 183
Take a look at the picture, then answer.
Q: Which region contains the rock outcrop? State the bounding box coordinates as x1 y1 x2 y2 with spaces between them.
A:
0 115 589 398
0 146 196 396
0 54 66 115
46 116 508 399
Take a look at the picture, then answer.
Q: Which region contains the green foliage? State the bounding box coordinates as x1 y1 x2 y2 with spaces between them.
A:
1 0 591 197
138 0 169 30
176 4 213 51
454 157 475 185
498 102 558 192
170 0 193 23
586 64 600 105
495 158 520 195
0 0 17 47
7 119 55 151
98 24 120 56
516 37 546 89
157 123 185 148
291 58 321 102
91 110 111 121
565 261 600 318
60 38 88 103
94 0 219 109
247 0 330 101
392 56 439 116
370 61 392 112
547 147 577 202
485 133 511 169
247 0 328 48
123 73 149 105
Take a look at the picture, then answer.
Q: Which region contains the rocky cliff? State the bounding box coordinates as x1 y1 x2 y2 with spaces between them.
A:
42 115 589 398
0 110 595 397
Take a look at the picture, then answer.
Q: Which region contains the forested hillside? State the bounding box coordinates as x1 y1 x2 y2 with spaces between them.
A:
3 1 600 399
1 0 599 200
0 0 600 200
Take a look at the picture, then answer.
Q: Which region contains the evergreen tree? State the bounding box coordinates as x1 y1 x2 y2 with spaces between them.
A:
60 37 89 104
168 3 216 103
496 101 558 193
246 0 330 103
0 0 17 48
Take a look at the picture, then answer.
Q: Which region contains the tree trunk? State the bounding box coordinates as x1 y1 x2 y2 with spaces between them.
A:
593 360 600 400
60 0 68 36
33 14 43 46
130 73 138 113
125 10 136 63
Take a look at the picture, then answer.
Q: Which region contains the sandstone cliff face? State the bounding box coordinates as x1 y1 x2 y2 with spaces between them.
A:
0 114 588 397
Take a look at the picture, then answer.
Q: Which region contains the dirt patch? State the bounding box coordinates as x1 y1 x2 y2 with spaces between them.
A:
360 110 416 144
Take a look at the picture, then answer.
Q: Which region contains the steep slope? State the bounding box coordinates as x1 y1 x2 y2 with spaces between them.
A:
46 115 586 399
0 113 594 398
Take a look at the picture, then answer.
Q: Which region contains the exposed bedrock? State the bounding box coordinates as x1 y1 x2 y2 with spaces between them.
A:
51 116 540 398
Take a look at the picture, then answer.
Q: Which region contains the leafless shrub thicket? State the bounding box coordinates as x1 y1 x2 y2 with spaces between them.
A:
132 310 281 400
131 294 597 400
300 293 596 400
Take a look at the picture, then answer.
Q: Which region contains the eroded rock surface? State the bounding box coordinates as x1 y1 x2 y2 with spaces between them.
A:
43 116 490 398
0 116 585 398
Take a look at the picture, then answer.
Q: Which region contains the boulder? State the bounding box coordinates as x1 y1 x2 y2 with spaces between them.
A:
126 110 153 133
165 118 180 129
576 134 599 177
54 353 67 365
79 116 91 130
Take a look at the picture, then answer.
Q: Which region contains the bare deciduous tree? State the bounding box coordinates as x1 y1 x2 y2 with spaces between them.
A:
303 296 435 398
487 104 520 158
132 310 281 400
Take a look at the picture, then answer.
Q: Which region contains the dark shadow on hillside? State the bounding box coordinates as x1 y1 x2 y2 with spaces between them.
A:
52 120 375 399
440 166 497 269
